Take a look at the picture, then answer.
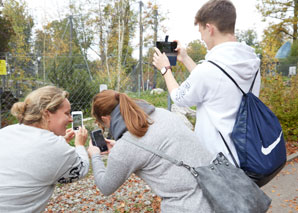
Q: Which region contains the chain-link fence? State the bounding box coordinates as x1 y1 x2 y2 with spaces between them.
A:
0 52 165 128
1 52 297 129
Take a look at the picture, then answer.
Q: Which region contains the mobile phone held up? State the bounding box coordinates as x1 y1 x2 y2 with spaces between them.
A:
91 129 108 152
156 41 178 66
71 111 83 131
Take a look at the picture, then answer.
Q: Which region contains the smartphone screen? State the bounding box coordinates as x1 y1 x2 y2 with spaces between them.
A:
72 113 83 131
91 129 108 152
156 41 177 54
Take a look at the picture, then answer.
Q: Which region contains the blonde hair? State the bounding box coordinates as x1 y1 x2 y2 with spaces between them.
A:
92 90 151 137
11 86 69 125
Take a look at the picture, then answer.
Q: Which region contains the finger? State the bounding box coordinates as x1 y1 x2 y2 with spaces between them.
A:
154 47 162 55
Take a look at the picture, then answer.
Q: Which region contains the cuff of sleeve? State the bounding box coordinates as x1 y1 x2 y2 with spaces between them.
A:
170 88 178 102
92 153 101 160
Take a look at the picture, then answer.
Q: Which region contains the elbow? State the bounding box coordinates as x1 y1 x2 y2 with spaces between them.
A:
95 179 114 196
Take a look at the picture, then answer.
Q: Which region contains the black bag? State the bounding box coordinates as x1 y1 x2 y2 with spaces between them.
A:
209 60 287 187
124 139 272 213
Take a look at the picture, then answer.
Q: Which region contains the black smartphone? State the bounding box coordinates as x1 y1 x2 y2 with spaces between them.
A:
91 129 108 152
156 41 177 54
156 41 178 66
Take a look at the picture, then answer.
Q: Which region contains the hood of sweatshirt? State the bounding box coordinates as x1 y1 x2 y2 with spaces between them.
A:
205 42 260 80
109 100 155 140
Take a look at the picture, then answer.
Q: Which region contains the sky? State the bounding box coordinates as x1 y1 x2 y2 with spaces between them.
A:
24 0 268 59
157 0 267 46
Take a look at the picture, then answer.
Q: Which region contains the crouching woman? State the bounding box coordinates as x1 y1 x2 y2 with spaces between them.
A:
88 90 213 212
0 86 89 212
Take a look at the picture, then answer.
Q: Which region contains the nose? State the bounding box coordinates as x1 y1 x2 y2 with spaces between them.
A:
69 115 73 122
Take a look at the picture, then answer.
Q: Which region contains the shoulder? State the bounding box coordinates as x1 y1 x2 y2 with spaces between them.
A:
191 61 222 79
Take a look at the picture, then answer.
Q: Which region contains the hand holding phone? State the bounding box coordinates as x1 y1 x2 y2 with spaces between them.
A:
72 111 83 131
156 41 178 66
91 129 108 152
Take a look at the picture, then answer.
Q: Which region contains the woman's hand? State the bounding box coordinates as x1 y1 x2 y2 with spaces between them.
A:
74 126 88 146
88 139 100 157
64 128 75 143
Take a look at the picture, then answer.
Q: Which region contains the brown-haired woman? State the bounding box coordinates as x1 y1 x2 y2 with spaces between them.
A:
88 90 213 212
0 86 89 212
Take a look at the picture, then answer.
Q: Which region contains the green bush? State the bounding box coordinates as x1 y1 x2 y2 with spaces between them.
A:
259 74 298 144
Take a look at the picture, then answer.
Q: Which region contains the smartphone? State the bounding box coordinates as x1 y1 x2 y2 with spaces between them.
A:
156 41 178 66
156 41 177 54
71 111 83 131
91 129 108 152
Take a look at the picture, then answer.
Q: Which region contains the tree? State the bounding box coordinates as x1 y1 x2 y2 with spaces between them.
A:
236 29 259 47
0 11 14 53
186 40 207 63
256 0 298 41
2 0 34 77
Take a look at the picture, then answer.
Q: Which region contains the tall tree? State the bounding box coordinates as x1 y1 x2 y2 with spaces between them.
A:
2 0 34 89
257 0 298 41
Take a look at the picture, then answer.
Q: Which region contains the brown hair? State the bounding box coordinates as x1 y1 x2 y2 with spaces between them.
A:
11 86 69 125
91 90 151 137
194 0 236 34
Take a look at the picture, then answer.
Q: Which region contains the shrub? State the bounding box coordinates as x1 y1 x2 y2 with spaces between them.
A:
259 74 298 144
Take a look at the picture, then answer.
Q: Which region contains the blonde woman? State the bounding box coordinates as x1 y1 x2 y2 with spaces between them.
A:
88 90 213 212
0 86 89 212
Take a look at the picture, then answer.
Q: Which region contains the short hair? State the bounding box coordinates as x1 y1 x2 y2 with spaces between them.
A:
194 0 236 34
11 86 69 125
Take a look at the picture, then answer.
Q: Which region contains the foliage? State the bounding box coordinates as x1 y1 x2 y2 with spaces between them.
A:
259 74 298 143
0 11 15 53
256 0 298 41
236 29 259 47
2 0 34 76
186 39 207 63
259 27 283 74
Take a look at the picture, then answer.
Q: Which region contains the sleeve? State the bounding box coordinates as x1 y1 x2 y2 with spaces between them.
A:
170 64 208 107
91 152 136 196
55 145 89 184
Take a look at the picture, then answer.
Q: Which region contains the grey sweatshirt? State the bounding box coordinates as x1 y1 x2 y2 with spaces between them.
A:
92 108 213 212
0 124 89 212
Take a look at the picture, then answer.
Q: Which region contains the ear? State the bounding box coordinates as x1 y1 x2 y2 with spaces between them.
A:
206 23 215 35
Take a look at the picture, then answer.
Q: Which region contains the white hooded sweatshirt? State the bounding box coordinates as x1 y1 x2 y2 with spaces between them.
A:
171 42 261 164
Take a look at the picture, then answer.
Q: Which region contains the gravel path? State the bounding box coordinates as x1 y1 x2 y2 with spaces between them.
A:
44 171 161 212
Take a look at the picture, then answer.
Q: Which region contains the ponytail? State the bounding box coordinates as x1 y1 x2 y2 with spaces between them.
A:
92 90 151 137
118 93 151 137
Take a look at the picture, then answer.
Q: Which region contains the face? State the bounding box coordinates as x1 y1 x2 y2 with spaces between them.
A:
47 98 72 136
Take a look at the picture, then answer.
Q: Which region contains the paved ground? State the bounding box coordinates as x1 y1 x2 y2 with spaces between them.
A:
262 157 298 213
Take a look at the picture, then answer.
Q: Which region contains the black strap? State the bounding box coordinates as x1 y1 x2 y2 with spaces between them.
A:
208 60 246 95
249 70 259 92
218 131 240 168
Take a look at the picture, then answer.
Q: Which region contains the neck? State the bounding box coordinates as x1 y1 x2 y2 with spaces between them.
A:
28 121 47 130
210 33 237 50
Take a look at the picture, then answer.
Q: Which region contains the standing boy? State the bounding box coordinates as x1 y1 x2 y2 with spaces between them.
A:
153 0 261 164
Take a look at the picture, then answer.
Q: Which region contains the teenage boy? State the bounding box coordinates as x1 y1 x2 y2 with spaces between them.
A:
153 0 261 164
